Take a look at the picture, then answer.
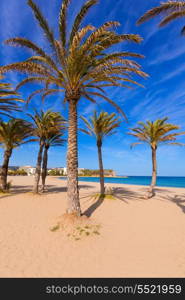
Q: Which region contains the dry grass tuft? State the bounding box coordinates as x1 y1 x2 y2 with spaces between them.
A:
50 213 101 240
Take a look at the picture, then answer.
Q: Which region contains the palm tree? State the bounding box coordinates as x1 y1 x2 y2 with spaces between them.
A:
0 119 32 191
0 76 23 116
0 0 147 215
81 111 121 195
137 1 185 35
129 118 184 198
41 132 66 192
28 110 65 194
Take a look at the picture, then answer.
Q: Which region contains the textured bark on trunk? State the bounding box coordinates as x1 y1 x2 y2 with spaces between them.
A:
41 145 49 192
66 98 81 215
33 141 44 194
147 147 157 198
97 141 105 195
0 148 12 191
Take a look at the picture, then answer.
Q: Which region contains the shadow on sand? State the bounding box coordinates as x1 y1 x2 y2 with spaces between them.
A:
83 194 105 217
82 187 185 217
0 183 94 198
82 186 144 217
41 184 94 194
159 193 185 214
1 182 185 217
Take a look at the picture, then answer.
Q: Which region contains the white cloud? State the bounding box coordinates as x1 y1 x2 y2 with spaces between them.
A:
80 102 97 117
149 43 185 66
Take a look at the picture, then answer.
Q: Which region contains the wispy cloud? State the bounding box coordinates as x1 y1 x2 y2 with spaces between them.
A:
129 82 185 130
149 42 185 66
156 61 185 84
80 102 97 117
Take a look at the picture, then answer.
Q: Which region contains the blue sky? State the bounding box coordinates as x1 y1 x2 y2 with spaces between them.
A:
0 0 185 176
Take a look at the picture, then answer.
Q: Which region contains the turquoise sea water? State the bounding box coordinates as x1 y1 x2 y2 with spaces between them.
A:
60 176 185 188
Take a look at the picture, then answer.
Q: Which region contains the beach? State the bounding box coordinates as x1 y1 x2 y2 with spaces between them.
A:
0 175 185 278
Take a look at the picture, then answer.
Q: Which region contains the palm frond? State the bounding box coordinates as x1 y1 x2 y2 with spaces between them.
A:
137 1 185 25
1 0 146 116
81 110 121 143
69 0 98 44
41 88 64 102
5 37 57 70
137 1 185 35
0 79 24 116
0 61 52 76
0 118 33 150
159 9 185 26
26 56 59 73
28 0 56 52
59 0 71 47
70 25 95 54
81 92 97 103
85 91 127 120
129 117 183 149
181 24 185 34
28 110 66 142
168 142 185 146
16 76 48 90
27 88 46 103
130 142 143 149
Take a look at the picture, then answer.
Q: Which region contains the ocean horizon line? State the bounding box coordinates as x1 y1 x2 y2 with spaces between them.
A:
60 175 185 188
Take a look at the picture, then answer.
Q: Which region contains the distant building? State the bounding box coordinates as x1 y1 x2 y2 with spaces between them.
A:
63 167 67 175
78 168 85 175
47 167 84 176
20 166 36 176
1 165 93 176
47 167 65 175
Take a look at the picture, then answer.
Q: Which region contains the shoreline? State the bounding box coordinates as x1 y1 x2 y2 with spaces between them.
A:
56 176 185 190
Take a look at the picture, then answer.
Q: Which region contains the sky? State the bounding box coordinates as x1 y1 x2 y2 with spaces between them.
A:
0 0 185 176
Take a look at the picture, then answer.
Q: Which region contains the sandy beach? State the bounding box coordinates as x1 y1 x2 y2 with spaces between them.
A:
0 175 185 278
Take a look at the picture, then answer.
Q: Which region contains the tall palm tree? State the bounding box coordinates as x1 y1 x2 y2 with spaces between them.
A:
0 76 23 116
129 118 184 198
41 132 66 192
137 1 185 35
28 110 65 194
0 119 32 191
0 0 147 215
81 111 121 195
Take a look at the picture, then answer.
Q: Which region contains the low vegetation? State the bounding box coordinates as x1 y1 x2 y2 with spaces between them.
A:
50 213 101 241
8 169 27 176
79 169 115 177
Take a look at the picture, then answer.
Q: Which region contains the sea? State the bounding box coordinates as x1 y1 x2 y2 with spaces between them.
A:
60 176 185 188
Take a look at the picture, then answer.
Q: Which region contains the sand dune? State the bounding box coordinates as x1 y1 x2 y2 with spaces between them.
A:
0 176 184 277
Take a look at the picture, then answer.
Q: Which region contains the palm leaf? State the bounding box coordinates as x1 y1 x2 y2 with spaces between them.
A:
5 38 57 69
69 0 97 44
137 1 185 25
16 76 48 90
159 9 185 27
0 61 52 76
59 0 71 47
28 0 56 52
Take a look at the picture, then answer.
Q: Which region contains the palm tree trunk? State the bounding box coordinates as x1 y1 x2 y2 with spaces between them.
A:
66 98 81 215
148 147 157 198
97 141 105 195
0 148 12 191
41 145 49 192
33 141 44 194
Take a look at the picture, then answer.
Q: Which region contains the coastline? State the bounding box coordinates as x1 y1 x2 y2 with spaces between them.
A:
59 175 128 178
57 176 185 189
56 177 185 192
